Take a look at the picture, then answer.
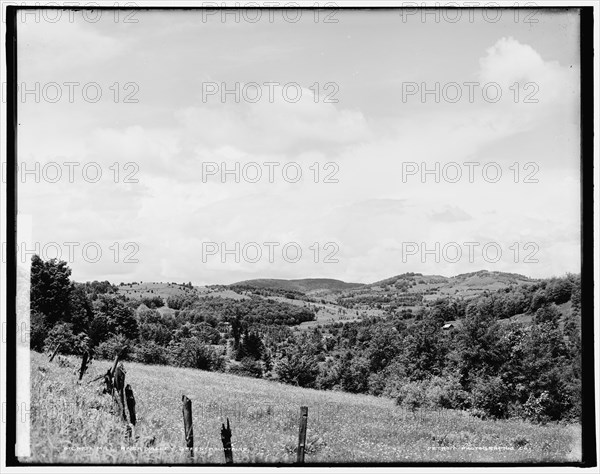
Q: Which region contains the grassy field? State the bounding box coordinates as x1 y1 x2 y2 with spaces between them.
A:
117 282 196 301
26 351 581 464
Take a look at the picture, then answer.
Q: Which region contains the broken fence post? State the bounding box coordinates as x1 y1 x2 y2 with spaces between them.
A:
110 348 125 378
113 364 127 422
49 343 61 362
102 369 113 393
220 417 233 464
125 384 136 426
78 352 89 381
297 406 308 463
182 395 194 459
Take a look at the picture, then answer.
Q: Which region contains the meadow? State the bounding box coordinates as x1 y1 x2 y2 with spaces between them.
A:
26 351 581 464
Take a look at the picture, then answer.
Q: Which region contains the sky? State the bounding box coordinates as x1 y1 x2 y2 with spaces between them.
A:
15 7 581 285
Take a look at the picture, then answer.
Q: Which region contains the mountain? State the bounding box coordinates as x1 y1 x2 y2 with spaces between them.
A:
231 270 534 299
230 278 365 293
348 270 536 303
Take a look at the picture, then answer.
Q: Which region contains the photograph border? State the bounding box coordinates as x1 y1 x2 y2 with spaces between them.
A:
3 3 596 468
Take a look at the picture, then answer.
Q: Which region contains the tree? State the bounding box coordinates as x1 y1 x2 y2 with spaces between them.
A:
93 294 139 340
89 314 110 347
534 304 561 324
30 310 47 351
236 330 264 360
141 295 164 309
521 318 573 421
275 351 319 388
400 319 446 381
167 295 185 310
339 353 370 393
366 324 401 373
69 284 94 334
30 255 72 326
529 289 547 312
44 322 89 355
454 305 503 389
545 277 573 305
170 337 217 370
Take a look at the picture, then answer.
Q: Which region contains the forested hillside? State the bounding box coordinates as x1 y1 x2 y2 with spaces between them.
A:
30 255 581 423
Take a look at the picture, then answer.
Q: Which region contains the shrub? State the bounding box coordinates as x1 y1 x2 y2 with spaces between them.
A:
367 370 387 396
275 353 319 388
523 387 575 424
425 375 469 410
470 376 511 419
133 340 170 365
229 357 263 378
545 278 573 305
44 322 89 355
395 381 426 411
316 363 341 391
340 356 370 394
170 337 218 371
141 295 165 309
95 334 132 360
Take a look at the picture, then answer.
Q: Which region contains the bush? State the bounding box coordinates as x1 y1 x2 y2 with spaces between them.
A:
167 295 185 310
141 295 164 309
367 370 387 396
523 391 554 424
425 375 469 410
340 356 370 394
275 353 319 388
534 304 561 324
44 322 89 355
229 357 263 378
395 381 426 411
470 376 511 419
170 337 218 371
391 375 469 411
95 334 132 360
545 278 573 305
316 362 341 391
133 340 170 365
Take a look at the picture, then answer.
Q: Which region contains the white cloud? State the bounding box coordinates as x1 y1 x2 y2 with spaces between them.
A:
176 88 371 155
19 15 124 80
478 36 579 105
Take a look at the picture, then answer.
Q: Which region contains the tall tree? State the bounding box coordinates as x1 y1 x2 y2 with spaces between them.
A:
30 255 72 326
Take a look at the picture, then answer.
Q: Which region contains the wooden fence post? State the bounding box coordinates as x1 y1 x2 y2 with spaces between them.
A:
111 349 125 377
101 369 113 393
125 384 136 425
49 343 61 362
297 406 308 463
78 352 89 381
113 364 127 422
220 417 233 464
182 395 194 459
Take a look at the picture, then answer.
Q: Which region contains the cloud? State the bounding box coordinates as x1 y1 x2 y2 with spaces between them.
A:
478 37 578 105
19 15 125 80
14 19 581 284
430 206 472 222
176 87 371 154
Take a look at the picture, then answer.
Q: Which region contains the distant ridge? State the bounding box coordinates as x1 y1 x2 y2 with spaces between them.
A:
370 270 532 287
230 278 365 293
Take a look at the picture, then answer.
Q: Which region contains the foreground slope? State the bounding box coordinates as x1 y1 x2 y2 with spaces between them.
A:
28 352 581 464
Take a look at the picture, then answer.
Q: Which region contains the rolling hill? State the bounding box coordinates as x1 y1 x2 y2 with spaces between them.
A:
230 278 365 293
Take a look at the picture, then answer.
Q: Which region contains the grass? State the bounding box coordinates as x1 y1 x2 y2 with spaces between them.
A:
116 282 196 301
26 351 581 464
